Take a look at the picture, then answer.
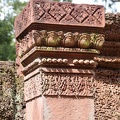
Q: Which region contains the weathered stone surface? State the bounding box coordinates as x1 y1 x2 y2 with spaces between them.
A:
104 13 120 41
100 41 120 57
26 96 94 120
43 96 94 120
95 69 120 120
26 97 43 120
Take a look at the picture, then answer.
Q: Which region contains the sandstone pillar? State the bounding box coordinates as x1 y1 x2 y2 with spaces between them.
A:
14 0 105 120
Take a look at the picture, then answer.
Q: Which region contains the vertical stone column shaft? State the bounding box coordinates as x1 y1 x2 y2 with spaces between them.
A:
14 0 105 120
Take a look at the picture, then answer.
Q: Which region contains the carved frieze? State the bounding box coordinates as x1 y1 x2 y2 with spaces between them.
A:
41 73 94 96
24 73 94 101
14 0 105 38
16 30 104 57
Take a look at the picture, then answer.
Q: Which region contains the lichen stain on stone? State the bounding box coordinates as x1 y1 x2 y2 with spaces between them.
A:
0 61 25 120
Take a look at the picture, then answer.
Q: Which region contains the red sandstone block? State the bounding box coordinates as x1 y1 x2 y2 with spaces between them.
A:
14 0 105 38
26 96 94 120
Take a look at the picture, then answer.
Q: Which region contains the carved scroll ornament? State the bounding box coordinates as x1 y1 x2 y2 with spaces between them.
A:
24 73 94 101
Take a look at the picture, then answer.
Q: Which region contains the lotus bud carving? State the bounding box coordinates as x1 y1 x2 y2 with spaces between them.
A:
63 32 76 47
33 30 47 46
90 33 105 50
47 31 60 47
78 33 91 49
58 31 64 46
95 34 105 50
90 33 96 48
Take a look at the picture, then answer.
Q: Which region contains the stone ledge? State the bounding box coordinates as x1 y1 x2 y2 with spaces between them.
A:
94 56 120 69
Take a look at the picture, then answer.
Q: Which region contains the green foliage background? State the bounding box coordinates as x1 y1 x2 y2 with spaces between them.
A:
0 0 27 61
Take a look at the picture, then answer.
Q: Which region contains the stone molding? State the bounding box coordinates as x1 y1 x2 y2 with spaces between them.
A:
16 30 104 58
94 56 120 69
22 57 97 75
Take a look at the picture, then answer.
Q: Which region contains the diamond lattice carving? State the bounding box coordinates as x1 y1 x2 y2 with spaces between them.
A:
71 5 89 23
49 4 66 21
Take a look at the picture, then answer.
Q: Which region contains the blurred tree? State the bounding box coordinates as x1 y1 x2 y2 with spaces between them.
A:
0 0 27 61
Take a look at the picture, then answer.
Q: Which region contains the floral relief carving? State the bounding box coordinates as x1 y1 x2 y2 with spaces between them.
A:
84 6 103 25
24 74 42 101
71 5 89 23
33 1 104 27
42 73 94 96
24 73 94 101
49 4 66 21
14 2 31 37
61 3 74 13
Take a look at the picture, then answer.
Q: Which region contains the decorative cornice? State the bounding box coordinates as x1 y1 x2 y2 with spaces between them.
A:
14 0 105 38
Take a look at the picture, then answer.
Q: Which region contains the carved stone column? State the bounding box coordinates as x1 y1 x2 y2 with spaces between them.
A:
14 0 105 120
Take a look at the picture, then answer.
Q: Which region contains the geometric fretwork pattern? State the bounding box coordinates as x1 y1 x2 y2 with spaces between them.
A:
14 0 105 37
